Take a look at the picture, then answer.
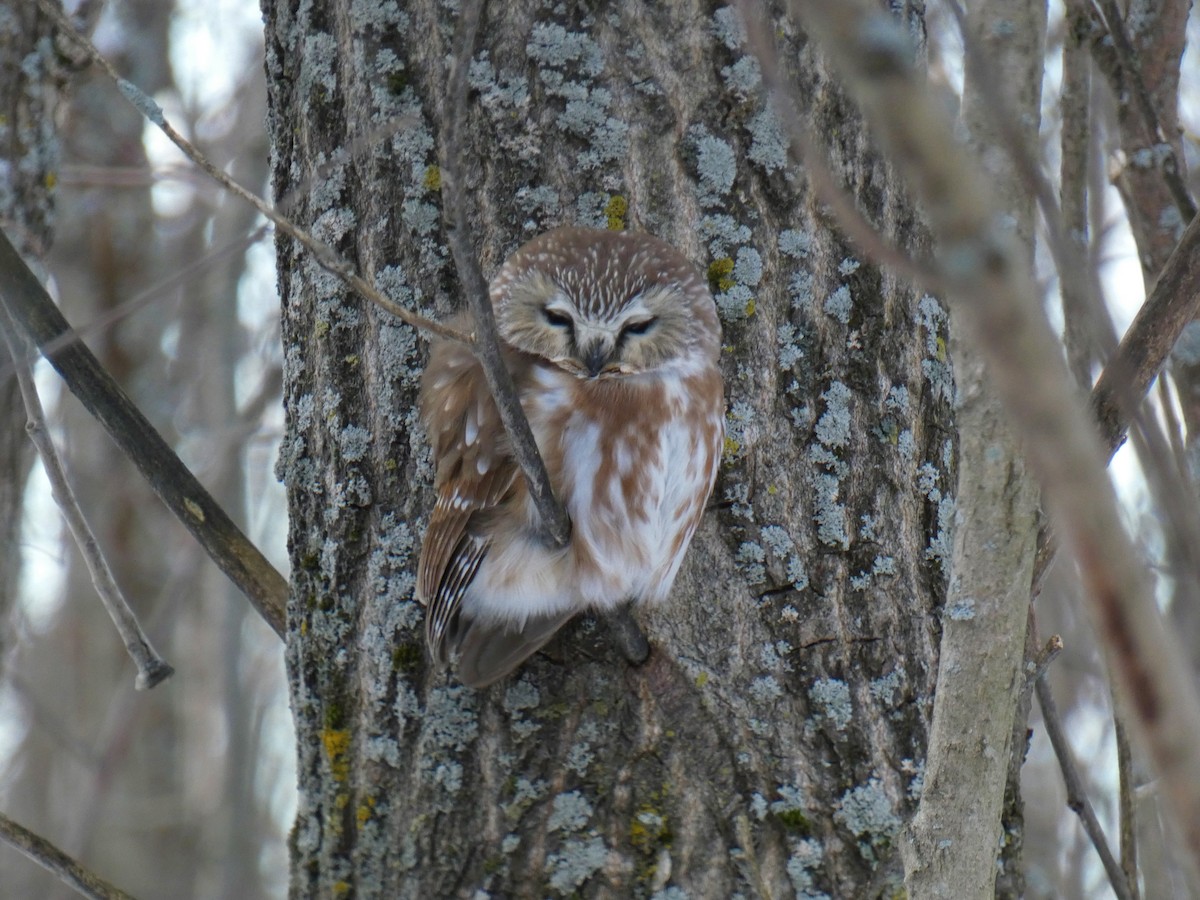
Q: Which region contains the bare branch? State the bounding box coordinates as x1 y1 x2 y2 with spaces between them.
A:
438 0 571 549
1031 72 1200 598
0 310 173 689
35 0 470 348
1114 702 1142 900
0 227 287 638
1085 0 1196 222
0 810 138 900
1090 211 1200 453
1036 676 1137 900
0 225 270 386
791 0 1200 870
1024 634 1064 698
1059 18 1101 387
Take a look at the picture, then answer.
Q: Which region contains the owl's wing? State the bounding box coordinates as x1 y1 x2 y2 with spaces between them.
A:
416 326 523 666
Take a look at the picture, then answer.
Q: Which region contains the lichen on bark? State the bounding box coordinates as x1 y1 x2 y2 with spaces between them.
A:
264 2 951 896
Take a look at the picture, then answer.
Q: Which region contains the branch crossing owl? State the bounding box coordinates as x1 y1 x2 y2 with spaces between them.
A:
417 227 724 688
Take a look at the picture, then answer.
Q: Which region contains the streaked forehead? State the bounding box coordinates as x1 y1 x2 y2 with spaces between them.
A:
495 229 695 318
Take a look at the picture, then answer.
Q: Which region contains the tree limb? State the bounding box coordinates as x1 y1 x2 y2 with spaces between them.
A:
1033 211 1200 591
0 810 139 900
438 0 572 549
791 0 1200 872
1086 0 1196 222
0 227 287 638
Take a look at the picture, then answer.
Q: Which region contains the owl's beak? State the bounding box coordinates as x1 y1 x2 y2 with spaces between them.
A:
581 341 611 378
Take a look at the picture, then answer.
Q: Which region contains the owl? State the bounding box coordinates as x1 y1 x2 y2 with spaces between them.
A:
416 226 724 688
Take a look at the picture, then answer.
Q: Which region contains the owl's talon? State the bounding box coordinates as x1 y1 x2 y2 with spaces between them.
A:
610 606 650 665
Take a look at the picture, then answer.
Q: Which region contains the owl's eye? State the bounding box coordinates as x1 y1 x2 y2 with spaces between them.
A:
542 307 574 331
621 317 657 337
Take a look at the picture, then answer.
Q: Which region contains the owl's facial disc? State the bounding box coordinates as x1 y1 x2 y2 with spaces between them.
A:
496 269 691 379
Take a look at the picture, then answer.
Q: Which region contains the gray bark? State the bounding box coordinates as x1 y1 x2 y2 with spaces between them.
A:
265 2 951 896
0 0 62 653
902 1 1044 897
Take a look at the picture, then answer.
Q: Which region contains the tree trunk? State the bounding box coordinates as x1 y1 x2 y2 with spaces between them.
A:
0 0 62 653
265 2 952 895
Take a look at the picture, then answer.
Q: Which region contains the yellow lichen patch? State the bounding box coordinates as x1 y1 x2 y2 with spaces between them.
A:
423 165 442 191
357 796 376 827
331 881 352 897
314 320 330 338
44 171 57 189
321 728 352 782
184 498 205 522
707 257 735 293
722 436 741 459
744 298 756 316
604 194 628 230
629 804 671 855
694 671 709 688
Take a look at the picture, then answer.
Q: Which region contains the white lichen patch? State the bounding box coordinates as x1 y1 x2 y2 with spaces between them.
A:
809 678 853 731
547 836 608 894
548 791 595 832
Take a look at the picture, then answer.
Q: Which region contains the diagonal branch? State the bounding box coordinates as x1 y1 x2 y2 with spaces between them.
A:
0 227 287 638
1033 211 1200 588
1035 676 1137 900
438 0 571 549
0 810 138 900
0 309 173 689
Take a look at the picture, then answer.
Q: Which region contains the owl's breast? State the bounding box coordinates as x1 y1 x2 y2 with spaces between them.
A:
551 367 724 607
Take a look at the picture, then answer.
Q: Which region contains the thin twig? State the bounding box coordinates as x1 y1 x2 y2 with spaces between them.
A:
0 309 173 689
1113 698 1142 900
1036 677 1136 900
1059 17 1100 388
1027 634 1064 691
0 227 287 638
0 810 138 900
36 0 470 347
438 0 571 549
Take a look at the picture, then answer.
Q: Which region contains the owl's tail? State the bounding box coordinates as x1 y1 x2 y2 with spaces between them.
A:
453 609 578 689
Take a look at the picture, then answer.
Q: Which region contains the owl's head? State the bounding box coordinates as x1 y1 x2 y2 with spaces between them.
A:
490 227 719 379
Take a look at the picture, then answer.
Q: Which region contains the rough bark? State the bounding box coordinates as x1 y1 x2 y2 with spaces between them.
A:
266 2 950 896
0 0 62 653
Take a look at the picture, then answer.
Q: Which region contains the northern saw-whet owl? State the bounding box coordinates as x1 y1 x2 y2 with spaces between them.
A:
416 227 725 688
